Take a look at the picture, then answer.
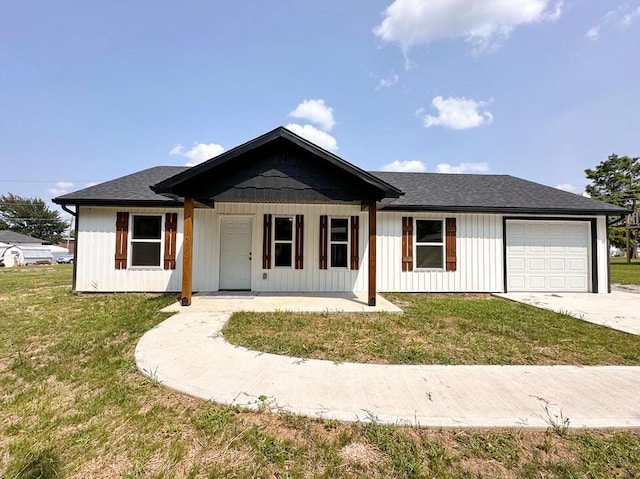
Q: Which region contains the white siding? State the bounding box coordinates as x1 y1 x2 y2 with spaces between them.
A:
208 203 368 292
76 206 183 292
377 212 504 292
77 203 367 293
76 205 611 294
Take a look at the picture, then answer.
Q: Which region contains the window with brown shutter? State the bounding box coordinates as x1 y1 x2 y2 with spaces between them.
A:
263 214 272 269
401 216 413 271
115 212 129 269
350 216 359 270
295 215 304 269
445 217 457 271
164 212 178 270
319 215 328 269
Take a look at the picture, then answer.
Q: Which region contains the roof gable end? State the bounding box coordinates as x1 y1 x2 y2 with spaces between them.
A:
151 127 402 202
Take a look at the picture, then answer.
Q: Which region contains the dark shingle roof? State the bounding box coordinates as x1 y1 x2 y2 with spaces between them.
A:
0 230 44 244
52 166 189 206
53 166 628 215
372 172 628 215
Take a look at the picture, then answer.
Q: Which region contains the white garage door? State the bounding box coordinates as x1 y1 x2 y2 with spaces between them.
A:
506 220 591 292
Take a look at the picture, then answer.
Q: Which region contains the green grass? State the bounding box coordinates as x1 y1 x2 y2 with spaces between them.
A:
223 293 640 365
611 257 640 285
2 265 640 478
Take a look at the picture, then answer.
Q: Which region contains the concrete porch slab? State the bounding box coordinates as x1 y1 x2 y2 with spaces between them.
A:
161 292 403 314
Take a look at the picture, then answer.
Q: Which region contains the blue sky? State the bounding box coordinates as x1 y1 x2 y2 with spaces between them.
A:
2 0 639 221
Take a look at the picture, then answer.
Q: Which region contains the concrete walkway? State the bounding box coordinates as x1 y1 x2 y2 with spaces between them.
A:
136 294 640 429
496 291 640 336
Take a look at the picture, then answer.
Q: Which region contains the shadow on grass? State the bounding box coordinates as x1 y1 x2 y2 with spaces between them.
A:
6 448 60 479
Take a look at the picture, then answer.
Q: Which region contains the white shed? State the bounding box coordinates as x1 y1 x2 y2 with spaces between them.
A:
2 244 55 267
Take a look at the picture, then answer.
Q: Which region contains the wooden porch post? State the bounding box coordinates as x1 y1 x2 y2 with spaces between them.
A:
181 197 194 306
368 200 377 306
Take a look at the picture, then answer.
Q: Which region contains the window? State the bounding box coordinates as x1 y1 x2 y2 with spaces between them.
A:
273 217 293 267
415 220 443 269
131 215 162 267
330 218 349 268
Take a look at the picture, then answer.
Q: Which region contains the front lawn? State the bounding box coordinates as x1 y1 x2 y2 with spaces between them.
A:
611 257 640 285
2 266 640 478
223 293 640 365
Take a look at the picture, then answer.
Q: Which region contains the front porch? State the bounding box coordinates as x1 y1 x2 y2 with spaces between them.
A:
161 291 402 313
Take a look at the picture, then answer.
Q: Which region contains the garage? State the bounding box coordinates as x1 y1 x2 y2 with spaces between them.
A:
506 220 592 292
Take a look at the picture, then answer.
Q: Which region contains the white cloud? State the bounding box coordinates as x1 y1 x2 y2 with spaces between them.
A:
380 160 426 172
375 73 400 90
288 99 335 131
285 123 338 152
585 26 601 40
555 183 584 194
436 162 489 174
586 5 640 40
419 96 493 130
170 142 225 167
622 5 640 25
49 181 74 196
374 0 562 54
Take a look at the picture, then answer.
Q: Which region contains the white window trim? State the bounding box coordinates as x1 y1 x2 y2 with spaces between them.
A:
329 216 350 269
129 214 164 269
414 218 444 270
273 216 294 269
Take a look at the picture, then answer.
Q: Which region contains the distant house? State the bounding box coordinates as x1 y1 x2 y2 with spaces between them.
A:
53 127 629 304
56 238 75 254
0 230 44 244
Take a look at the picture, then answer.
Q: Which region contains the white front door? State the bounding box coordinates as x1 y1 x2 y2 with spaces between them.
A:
219 217 252 290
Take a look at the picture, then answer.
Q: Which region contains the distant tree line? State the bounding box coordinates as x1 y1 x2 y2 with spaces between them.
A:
585 154 639 257
0 193 68 244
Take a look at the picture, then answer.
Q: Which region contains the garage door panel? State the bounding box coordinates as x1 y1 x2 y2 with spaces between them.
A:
508 276 526 289
528 258 546 270
506 220 590 292
548 258 566 271
528 223 545 235
508 257 525 271
548 277 566 289
567 258 587 272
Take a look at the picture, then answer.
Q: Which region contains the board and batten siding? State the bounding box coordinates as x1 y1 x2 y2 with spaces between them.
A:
377 212 504 292
206 203 368 292
76 206 184 292
76 204 368 293
76 206 609 294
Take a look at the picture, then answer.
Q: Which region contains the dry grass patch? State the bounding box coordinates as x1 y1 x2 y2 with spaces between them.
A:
2 266 640 478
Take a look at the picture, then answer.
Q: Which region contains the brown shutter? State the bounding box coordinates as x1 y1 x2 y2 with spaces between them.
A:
350 215 359 270
263 214 272 269
401 216 413 272
445 217 457 271
295 214 304 269
115 212 129 270
319 215 328 269
163 212 178 270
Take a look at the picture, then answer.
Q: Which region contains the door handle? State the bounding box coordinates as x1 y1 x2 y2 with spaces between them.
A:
249 252 252 261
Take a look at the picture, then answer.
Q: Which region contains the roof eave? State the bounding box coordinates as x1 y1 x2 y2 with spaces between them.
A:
52 198 185 207
379 204 631 215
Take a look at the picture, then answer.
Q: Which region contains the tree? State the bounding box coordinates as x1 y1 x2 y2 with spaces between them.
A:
585 154 640 257
585 154 640 209
0 194 69 243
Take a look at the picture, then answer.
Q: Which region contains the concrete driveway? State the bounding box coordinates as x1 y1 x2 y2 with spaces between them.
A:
135 293 640 429
495 291 640 336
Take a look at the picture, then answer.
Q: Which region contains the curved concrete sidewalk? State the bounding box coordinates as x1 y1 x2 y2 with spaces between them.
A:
135 311 640 429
